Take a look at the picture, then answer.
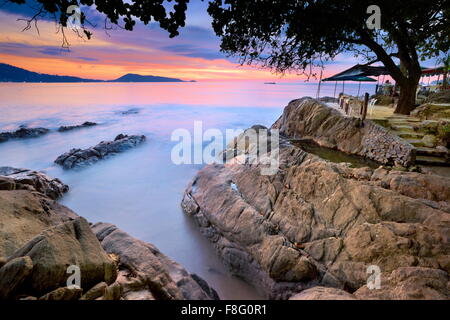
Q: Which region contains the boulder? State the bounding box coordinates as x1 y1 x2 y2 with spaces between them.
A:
101 282 123 300
0 127 49 143
54 134 146 169
92 222 219 300
79 282 107 300
0 167 69 199
0 190 77 258
8 217 117 296
0 256 33 299
182 120 449 299
39 286 83 300
58 121 97 132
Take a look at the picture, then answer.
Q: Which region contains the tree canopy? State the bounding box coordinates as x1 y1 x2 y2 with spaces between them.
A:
6 0 189 40
207 0 449 113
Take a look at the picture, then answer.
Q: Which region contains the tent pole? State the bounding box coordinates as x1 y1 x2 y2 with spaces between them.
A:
333 81 337 98
342 81 345 95
376 76 380 94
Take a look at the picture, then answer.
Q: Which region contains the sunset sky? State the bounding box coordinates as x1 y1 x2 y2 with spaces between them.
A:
0 1 442 82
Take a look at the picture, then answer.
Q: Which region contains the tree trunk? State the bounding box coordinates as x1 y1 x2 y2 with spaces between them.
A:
394 79 418 115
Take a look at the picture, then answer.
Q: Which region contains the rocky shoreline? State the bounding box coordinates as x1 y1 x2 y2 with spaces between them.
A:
0 167 218 300
181 98 450 300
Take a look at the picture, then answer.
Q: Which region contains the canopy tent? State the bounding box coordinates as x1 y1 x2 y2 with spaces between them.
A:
320 74 377 98
422 66 446 76
316 63 436 99
420 66 447 86
323 64 390 80
317 64 388 98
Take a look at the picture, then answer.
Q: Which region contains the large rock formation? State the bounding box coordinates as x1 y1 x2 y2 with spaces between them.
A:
0 171 218 300
0 127 49 143
8 217 118 295
0 167 69 199
272 98 415 166
55 134 146 169
182 99 450 299
93 223 219 300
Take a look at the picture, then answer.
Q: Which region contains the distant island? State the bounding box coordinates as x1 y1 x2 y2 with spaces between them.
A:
0 63 194 83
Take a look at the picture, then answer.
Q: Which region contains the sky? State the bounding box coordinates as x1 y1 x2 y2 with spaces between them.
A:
0 1 443 82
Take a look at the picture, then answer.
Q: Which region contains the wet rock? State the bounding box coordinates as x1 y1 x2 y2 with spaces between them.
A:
0 127 49 143
39 286 83 300
0 256 33 299
289 286 356 300
8 217 117 296
54 134 146 169
182 121 449 299
58 121 97 132
0 167 69 199
92 222 219 300
118 108 140 115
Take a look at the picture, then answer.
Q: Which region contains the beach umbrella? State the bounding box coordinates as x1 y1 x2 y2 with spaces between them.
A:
322 75 377 97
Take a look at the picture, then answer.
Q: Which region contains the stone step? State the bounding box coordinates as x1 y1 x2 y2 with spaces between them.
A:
416 155 450 166
388 119 422 125
398 132 425 140
390 124 415 131
404 139 425 147
388 115 421 121
415 147 448 157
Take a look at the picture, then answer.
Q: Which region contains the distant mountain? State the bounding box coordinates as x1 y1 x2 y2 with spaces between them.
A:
0 63 100 83
0 63 189 83
111 73 184 83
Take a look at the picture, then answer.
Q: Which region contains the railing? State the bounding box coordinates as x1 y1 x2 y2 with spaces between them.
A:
338 92 370 120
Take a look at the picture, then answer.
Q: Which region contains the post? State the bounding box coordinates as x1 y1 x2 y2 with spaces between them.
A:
316 69 323 99
362 92 369 121
333 81 337 98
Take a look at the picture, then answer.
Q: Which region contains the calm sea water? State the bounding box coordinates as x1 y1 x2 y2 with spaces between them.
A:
0 81 375 299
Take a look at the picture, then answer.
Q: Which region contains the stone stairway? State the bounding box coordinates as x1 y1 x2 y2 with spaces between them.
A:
373 115 449 166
